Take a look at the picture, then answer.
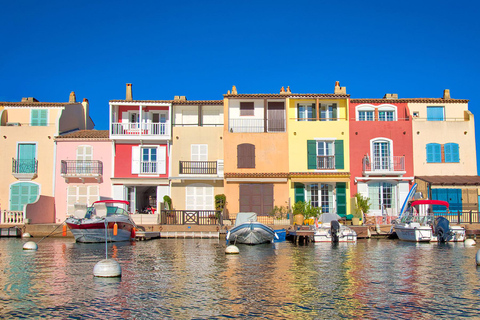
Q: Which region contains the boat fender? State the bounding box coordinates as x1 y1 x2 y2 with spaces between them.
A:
476 249 480 266
465 239 476 246
62 224 67 237
131 227 136 239
113 223 118 236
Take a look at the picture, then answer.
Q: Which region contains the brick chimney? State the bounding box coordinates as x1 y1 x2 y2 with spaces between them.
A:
174 96 187 101
21 97 39 102
231 85 237 95
69 91 76 103
443 89 451 99
126 83 133 101
383 93 398 99
334 81 346 94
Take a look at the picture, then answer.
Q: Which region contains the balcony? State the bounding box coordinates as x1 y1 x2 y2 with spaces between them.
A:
140 161 158 174
61 160 103 182
179 160 224 178
317 156 335 169
111 122 170 139
228 118 285 133
362 156 405 176
12 158 38 180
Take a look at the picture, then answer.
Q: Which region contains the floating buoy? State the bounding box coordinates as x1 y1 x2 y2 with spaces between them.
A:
225 245 239 254
23 241 38 250
62 224 67 237
22 233 31 238
93 259 122 277
476 250 480 266
113 223 118 236
131 227 136 239
465 239 476 246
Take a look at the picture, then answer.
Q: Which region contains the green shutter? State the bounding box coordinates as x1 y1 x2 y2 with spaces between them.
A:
336 182 347 215
294 183 305 203
307 140 317 169
334 140 344 169
332 104 338 120
311 103 316 120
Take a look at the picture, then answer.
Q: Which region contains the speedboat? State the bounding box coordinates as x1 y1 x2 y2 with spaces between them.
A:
226 212 278 245
66 200 137 243
394 199 465 242
312 213 357 243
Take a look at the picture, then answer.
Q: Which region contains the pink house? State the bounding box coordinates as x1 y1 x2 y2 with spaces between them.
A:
349 95 414 222
54 130 112 223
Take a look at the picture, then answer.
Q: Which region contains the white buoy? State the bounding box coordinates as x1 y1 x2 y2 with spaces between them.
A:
22 233 31 238
476 250 480 266
23 241 38 250
465 239 476 246
93 259 122 277
225 245 239 254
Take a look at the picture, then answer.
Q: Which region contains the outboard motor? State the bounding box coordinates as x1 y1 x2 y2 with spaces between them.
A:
434 216 451 242
331 220 341 243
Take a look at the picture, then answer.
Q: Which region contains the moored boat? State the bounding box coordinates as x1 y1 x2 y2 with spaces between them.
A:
312 213 357 243
226 212 278 245
66 200 137 243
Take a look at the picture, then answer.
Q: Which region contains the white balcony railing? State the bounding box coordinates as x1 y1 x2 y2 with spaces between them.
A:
228 118 286 133
362 156 405 174
141 161 158 174
111 122 169 137
1 210 24 225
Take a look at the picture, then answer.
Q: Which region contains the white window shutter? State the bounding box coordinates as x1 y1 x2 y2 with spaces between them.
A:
132 146 140 174
122 112 129 123
158 146 167 174
200 144 208 161
191 144 199 161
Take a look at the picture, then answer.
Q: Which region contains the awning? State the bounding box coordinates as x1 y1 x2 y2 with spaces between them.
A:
415 175 480 186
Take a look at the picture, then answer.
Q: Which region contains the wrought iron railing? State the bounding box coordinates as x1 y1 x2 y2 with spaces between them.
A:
61 160 103 175
179 161 217 174
362 156 405 172
317 155 335 169
12 158 38 174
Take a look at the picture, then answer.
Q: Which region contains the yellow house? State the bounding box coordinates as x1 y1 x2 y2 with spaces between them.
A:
287 82 352 218
0 92 94 224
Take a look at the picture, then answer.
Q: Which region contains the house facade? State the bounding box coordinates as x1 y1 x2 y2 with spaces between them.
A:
109 84 171 214
169 96 224 211
223 86 290 216
410 90 480 212
349 94 414 222
54 130 112 223
0 92 94 224
287 82 351 218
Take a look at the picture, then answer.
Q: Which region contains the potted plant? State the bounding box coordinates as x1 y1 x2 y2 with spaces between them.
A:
215 194 226 220
163 195 174 223
292 201 306 225
354 193 370 226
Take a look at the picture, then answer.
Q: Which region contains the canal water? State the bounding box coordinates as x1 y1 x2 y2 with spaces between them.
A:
1 238 480 319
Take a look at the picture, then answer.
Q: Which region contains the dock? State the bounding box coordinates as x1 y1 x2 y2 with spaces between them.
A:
288 226 315 243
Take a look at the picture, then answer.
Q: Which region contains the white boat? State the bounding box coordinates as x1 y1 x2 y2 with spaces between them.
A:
394 199 465 242
66 200 137 243
226 212 278 245
313 213 357 243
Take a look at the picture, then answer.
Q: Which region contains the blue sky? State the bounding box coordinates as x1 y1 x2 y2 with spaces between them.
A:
1 0 479 168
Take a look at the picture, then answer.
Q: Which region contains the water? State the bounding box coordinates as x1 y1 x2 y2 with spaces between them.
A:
1 238 480 319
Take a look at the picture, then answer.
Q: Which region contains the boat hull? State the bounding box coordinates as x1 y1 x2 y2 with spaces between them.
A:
313 227 357 243
395 223 466 242
66 217 135 243
227 222 276 245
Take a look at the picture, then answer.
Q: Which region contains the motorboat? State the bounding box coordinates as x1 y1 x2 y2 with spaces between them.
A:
66 200 137 243
226 212 278 245
312 213 357 243
394 199 465 242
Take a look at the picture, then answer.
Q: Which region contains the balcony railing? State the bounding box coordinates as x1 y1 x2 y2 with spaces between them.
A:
179 161 218 174
229 118 286 133
61 160 103 176
362 156 405 174
141 161 158 174
111 122 169 137
12 158 38 176
317 155 335 169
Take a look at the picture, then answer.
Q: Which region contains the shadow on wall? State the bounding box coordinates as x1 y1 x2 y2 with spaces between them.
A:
26 195 55 224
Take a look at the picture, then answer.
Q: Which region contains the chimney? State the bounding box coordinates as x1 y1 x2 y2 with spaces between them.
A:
286 86 291 93
231 85 237 95
334 81 346 94
69 91 76 103
280 86 285 93
174 96 187 101
383 93 398 100
21 97 39 103
126 83 133 101
443 89 451 99
82 98 90 129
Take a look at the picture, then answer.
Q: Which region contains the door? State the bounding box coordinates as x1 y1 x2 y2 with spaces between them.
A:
239 184 274 215
267 102 285 132
17 144 36 173
373 141 391 170
432 188 462 213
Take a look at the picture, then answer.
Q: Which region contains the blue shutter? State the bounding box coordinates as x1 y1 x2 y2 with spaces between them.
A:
445 143 459 163
427 107 444 121
427 143 441 163
307 140 317 169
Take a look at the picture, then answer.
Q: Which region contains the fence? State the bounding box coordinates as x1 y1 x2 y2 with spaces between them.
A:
160 210 224 225
1 210 24 225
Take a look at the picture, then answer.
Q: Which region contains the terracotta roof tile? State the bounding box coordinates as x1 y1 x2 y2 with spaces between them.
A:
416 175 480 186
0 102 76 107
351 98 469 104
224 93 349 99
225 173 289 178
109 100 223 105
55 130 109 140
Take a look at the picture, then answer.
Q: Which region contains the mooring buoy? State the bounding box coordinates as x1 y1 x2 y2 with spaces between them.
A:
465 239 476 246
225 245 239 254
93 259 122 277
23 241 38 250
22 233 31 238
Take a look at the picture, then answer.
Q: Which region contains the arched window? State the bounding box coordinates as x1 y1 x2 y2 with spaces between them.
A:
377 104 397 121
356 104 375 121
10 182 39 211
237 143 255 168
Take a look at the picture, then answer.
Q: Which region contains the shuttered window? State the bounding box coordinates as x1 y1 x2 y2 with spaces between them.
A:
66 185 99 216
237 144 255 168
444 143 459 163
427 106 445 121
240 102 254 116
307 140 344 170
426 143 442 163
31 109 48 126
10 182 39 211
185 184 214 210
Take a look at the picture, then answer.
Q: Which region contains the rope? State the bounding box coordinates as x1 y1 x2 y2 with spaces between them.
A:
36 220 67 244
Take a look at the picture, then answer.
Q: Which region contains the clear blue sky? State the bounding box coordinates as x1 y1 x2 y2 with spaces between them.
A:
1 1 479 170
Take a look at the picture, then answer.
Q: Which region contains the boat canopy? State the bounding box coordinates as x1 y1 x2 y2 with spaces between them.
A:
318 213 342 223
93 200 130 206
235 212 258 227
410 200 449 208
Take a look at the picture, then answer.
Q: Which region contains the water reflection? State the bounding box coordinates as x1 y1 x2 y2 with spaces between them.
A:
1 238 480 319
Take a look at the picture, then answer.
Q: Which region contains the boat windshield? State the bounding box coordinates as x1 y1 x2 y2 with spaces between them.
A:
106 206 129 217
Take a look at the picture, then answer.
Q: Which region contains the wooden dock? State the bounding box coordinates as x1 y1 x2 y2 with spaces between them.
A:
288 226 315 243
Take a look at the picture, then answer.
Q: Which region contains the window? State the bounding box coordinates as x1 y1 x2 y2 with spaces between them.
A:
359 110 374 121
320 103 337 121
368 182 395 211
240 102 254 116
444 143 459 163
307 140 344 170
316 141 335 169
191 144 208 161
186 184 214 210
10 182 39 211
76 145 93 174
17 143 37 173
298 104 314 121
379 111 394 121
237 144 255 168
31 109 47 126
427 106 445 121
132 145 166 174
372 140 391 170
426 143 441 163
66 185 99 216
142 147 157 174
